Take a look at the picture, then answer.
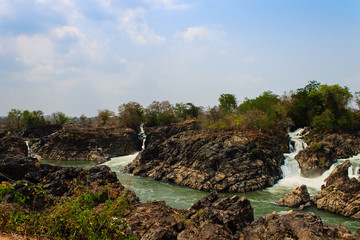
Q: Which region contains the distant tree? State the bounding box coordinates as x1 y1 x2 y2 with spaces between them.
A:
21 110 45 130
118 101 143 130
4 109 23 133
97 109 115 125
80 114 87 123
174 102 201 120
143 101 176 126
52 112 69 125
218 94 237 113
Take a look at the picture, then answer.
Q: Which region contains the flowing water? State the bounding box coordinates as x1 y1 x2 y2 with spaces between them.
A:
40 128 360 233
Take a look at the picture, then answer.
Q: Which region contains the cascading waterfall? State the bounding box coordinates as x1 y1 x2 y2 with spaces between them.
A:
272 128 360 195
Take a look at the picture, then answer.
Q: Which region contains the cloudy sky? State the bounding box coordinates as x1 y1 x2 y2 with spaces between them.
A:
0 0 359 117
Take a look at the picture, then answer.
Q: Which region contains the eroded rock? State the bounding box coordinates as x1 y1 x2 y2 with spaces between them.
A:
278 184 311 208
312 160 360 219
123 121 289 193
241 210 358 240
295 133 360 177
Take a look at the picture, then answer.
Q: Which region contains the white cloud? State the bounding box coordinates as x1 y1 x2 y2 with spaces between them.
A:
142 0 190 10
15 35 54 67
244 55 257 63
176 26 221 42
53 26 84 39
119 9 165 46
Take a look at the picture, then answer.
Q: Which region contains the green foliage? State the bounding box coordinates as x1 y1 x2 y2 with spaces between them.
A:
0 181 137 240
52 112 70 125
218 94 237 113
174 103 201 120
288 81 354 132
119 101 143 130
97 109 115 125
237 91 284 129
311 142 323 151
143 101 177 126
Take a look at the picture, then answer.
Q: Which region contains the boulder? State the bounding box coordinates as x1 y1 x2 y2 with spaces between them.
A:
312 160 360 219
278 184 311 208
0 136 28 159
241 210 358 240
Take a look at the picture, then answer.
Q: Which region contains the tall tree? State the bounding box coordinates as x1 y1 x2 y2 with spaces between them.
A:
218 94 237 113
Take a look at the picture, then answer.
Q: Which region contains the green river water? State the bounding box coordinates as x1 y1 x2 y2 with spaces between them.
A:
40 129 360 233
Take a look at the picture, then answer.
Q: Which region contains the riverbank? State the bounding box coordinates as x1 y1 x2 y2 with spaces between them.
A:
1 157 359 239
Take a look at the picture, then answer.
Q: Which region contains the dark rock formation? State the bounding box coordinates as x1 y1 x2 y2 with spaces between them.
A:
278 184 311 208
0 157 139 209
125 191 254 240
312 160 360 219
32 127 142 163
241 210 359 240
0 136 28 159
295 133 360 177
124 121 289 192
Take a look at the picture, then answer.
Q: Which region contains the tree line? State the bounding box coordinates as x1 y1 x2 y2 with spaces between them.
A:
2 81 360 135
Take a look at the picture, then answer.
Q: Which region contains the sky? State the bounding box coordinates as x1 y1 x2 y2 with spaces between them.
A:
0 0 359 117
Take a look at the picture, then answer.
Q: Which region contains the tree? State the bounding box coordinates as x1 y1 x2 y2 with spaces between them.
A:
143 101 176 126
355 92 360 109
52 112 69 125
4 109 23 133
174 102 201 120
218 94 237 113
118 102 143 130
21 110 45 130
97 109 115 125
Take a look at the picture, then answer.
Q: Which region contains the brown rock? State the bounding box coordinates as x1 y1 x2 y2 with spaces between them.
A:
278 184 311 208
241 210 357 240
313 160 360 219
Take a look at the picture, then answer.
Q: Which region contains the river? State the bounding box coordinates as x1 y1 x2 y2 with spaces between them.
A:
41 128 360 233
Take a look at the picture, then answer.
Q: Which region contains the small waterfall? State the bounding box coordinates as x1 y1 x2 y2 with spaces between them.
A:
25 140 32 157
139 124 147 150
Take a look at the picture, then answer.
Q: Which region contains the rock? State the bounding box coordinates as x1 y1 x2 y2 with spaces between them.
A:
312 160 360 219
0 136 28 159
123 121 289 193
0 157 139 209
241 210 358 240
32 127 142 162
278 185 311 208
295 133 360 177
125 192 254 240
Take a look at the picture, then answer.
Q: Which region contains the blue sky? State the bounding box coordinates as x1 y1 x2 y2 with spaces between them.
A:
0 0 359 117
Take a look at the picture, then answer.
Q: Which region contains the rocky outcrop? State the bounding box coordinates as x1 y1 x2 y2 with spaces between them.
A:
241 210 359 240
124 122 289 192
125 191 254 240
312 160 360 219
278 184 311 208
0 157 139 209
32 127 142 163
295 133 360 177
0 136 28 159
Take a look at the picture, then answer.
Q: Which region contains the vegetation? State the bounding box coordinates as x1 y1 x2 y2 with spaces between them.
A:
0 180 137 240
2 81 358 134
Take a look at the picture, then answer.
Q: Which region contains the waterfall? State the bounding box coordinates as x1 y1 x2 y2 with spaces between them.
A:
102 124 146 170
271 128 360 195
25 140 31 157
139 124 146 150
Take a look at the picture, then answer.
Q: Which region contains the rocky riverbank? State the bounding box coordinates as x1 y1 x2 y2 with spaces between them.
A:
295 132 360 177
123 121 289 192
1 157 359 239
31 127 142 163
312 160 360 220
